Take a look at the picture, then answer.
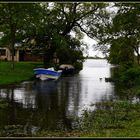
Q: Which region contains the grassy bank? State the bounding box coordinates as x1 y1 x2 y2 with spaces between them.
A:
34 100 140 138
77 100 140 137
0 61 43 85
1 99 140 137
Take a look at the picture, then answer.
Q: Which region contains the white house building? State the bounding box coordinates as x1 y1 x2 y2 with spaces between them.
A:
0 47 19 61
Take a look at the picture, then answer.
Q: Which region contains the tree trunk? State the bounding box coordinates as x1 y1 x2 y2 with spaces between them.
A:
10 25 16 70
8 3 16 70
134 47 140 65
137 54 140 65
43 47 54 68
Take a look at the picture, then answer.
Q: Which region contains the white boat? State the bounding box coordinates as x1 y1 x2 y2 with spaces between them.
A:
33 67 62 81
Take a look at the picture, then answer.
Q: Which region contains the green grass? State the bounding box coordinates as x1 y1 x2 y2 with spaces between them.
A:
75 101 140 138
31 100 140 138
0 61 43 85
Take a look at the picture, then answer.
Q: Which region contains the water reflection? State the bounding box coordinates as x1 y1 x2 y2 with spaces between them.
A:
0 59 116 132
77 59 115 114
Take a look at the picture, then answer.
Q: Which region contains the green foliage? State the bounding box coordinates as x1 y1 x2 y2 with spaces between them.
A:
116 66 140 87
0 2 109 69
114 3 140 65
55 35 85 70
0 3 43 69
2 125 28 137
0 99 8 109
78 100 140 132
107 37 135 65
73 61 83 72
93 3 140 67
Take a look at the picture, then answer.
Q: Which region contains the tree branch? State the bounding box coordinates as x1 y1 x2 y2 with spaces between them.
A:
75 22 94 39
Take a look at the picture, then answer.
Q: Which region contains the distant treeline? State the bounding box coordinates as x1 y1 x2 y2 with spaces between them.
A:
85 56 106 59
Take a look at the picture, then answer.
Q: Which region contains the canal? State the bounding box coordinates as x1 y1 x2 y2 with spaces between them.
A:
0 59 117 135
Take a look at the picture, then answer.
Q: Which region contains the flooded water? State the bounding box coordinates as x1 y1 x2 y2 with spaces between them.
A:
0 59 116 134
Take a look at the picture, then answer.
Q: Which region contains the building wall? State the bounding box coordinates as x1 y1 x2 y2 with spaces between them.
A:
0 47 19 61
23 53 43 61
0 47 59 63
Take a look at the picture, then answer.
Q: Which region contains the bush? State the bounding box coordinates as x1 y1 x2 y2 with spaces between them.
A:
119 66 140 87
73 61 83 73
113 66 140 87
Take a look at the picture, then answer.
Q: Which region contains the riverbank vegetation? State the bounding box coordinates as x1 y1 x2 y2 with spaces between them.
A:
1 98 140 137
37 100 140 137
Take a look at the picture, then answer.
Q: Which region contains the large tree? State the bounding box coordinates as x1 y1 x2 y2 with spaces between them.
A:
0 3 43 68
92 3 140 66
26 2 109 68
0 2 109 69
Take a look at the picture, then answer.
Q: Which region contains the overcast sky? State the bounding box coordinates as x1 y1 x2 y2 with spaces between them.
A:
83 34 104 57
82 3 118 58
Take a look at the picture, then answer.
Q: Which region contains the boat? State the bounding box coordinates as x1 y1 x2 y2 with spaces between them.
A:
33 67 62 81
59 64 75 75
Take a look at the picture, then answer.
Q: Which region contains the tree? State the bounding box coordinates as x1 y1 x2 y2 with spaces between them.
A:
0 3 42 69
111 3 140 64
0 2 109 70
92 3 140 66
108 37 134 67
27 2 108 68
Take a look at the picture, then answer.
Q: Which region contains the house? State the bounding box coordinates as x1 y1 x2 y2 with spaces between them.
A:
0 47 59 63
0 47 19 61
0 47 42 62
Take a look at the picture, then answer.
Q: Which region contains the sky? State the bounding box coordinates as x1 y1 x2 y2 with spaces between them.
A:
82 34 104 58
81 3 118 58
70 31 105 58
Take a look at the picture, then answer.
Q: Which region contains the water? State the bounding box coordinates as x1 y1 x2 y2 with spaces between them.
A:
0 59 116 134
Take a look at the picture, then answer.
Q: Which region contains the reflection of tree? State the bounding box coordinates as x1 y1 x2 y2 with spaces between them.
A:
110 66 136 101
32 77 81 130
8 87 16 124
57 76 81 128
0 77 81 132
58 78 73 130
0 87 18 125
32 79 73 130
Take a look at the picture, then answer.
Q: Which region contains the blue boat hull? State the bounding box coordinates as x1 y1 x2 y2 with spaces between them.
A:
33 68 62 80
